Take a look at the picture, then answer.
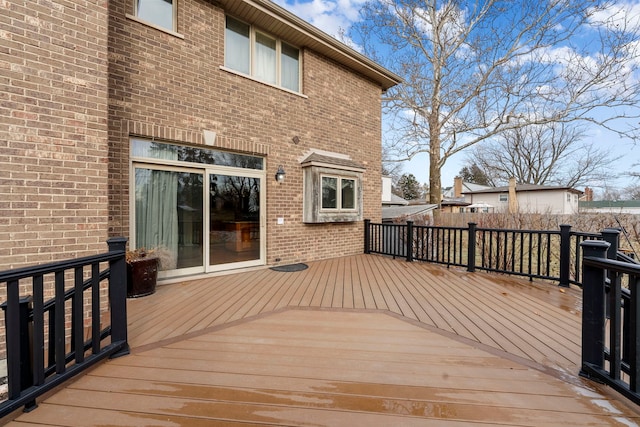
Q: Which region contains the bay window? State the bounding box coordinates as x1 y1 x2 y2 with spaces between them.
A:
302 153 364 223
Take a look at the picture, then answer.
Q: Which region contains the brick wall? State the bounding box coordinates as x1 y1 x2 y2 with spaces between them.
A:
0 0 110 270
108 0 383 266
0 0 110 359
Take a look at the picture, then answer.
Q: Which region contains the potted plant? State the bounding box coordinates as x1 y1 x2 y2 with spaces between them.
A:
126 248 159 298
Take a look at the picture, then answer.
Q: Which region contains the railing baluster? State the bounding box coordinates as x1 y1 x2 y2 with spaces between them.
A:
91 262 101 355
609 269 622 380
54 271 65 375
4 280 22 400
33 275 45 386
73 267 84 364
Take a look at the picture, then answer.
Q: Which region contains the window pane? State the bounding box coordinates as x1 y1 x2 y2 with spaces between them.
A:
342 179 355 209
135 168 204 270
255 32 276 84
322 177 337 209
132 139 264 170
137 0 173 30
225 17 250 74
281 42 299 91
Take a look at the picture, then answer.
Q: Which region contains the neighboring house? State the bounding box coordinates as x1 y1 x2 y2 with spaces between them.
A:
463 181 582 214
381 177 436 222
382 176 409 206
1 0 401 279
580 201 640 214
382 204 439 223
440 177 487 212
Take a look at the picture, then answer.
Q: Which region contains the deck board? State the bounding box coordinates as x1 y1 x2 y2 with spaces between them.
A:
6 254 640 426
8 309 639 426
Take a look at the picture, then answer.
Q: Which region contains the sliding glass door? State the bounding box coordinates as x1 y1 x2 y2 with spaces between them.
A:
209 173 261 269
133 165 264 277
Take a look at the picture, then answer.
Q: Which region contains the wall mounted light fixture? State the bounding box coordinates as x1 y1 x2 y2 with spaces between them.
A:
275 165 286 183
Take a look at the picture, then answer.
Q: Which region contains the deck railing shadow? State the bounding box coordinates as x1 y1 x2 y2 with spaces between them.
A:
0 238 129 418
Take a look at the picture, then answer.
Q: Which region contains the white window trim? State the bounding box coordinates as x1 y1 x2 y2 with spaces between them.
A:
126 14 184 38
128 0 180 36
224 16 302 94
320 174 358 213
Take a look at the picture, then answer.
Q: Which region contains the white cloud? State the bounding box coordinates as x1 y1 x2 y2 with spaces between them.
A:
273 0 366 39
588 1 640 33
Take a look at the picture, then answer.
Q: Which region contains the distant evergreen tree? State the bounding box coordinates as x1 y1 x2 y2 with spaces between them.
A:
459 164 491 186
396 174 421 200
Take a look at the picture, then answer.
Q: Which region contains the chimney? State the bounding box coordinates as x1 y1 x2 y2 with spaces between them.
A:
584 187 593 202
454 176 463 198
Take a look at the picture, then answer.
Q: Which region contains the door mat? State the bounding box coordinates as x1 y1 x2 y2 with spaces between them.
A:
270 263 308 272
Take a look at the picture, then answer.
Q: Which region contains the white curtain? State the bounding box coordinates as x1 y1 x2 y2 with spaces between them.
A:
135 146 179 269
255 33 276 84
281 43 299 91
225 17 250 74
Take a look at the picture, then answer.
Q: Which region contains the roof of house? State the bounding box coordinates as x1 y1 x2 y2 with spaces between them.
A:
442 182 492 198
464 183 583 195
383 193 410 206
219 0 402 90
580 200 640 209
440 199 470 207
382 204 439 220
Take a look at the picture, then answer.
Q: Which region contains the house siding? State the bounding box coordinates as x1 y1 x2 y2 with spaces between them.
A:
468 190 578 214
107 0 383 266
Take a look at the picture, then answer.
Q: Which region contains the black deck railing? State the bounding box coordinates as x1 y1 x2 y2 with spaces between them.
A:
365 220 602 287
581 231 640 405
0 238 129 418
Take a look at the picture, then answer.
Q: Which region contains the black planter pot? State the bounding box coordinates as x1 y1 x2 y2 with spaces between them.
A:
127 256 159 298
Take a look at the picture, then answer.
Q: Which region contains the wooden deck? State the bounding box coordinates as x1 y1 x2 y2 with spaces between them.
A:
5 254 640 426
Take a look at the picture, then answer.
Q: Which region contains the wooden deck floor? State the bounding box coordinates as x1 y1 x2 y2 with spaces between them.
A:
5 254 640 426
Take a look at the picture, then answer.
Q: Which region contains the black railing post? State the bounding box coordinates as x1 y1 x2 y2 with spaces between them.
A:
602 228 620 260
406 221 414 262
580 240 610 377
467 222 476 272
602 228 621 320
107 237 129 358
364 219 371 254
559 224 572 288
1 295 34 400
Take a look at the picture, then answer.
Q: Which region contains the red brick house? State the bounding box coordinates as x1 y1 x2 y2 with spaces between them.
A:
1 0 401 280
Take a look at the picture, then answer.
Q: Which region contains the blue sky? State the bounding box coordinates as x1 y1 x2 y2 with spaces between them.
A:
273 0 640 194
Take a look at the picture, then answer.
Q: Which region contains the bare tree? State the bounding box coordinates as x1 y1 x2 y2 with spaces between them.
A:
354 0 640 204
466 122 618 187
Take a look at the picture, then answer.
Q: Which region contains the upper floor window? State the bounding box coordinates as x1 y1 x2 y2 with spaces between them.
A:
499 194 508 202
136 0 176 31
225 16 301 92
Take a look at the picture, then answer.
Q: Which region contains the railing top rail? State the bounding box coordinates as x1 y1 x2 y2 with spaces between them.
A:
413 224 468 231
0 251 125 283
475 226 561 235
583 255 640 276
571 231 602 238
617 251 639 265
